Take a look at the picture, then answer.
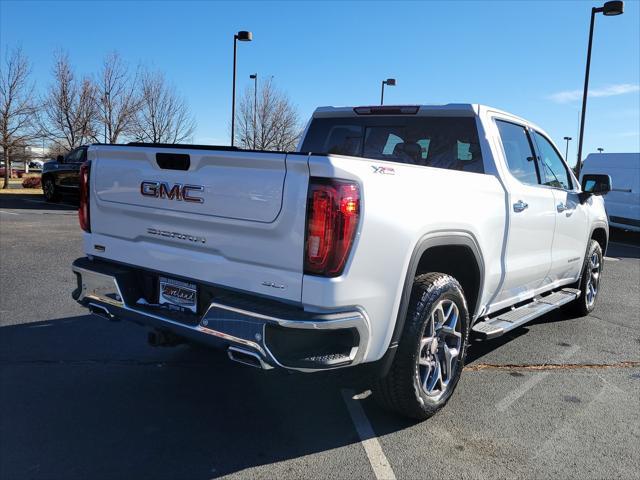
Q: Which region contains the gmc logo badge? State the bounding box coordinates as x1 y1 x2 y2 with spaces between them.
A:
140 181 204 203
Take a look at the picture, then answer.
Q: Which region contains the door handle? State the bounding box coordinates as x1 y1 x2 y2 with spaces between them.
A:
513 200 528 213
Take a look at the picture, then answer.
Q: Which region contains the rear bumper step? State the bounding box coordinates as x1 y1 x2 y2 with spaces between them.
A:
72 257 369 372
472 288 580 339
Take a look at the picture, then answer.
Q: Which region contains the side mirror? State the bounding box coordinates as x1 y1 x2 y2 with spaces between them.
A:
56 155 64 163
581 174 611 195
579 174 612 204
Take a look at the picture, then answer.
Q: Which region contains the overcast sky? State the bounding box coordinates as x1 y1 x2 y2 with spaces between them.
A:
1 0 639 163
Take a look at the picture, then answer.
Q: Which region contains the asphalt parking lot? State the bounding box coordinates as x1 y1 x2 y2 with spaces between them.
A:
1 193 639 480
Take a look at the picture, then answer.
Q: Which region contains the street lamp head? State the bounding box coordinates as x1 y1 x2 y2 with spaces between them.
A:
249 74 257 79
236 30 253 41
385 78 396 86
564 136 572 141
602 1 624 15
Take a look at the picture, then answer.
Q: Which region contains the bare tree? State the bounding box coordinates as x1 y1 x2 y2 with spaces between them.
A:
0 47 39 189
235 78 301 151
40 52 98 151
95 52 140 143
131 69 195 143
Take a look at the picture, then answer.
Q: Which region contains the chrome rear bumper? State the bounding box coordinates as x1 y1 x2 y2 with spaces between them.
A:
72 258 370 372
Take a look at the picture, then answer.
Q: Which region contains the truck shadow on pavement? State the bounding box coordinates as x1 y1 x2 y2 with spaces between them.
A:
0 304 605 479
0 315 390 479
466 307 580 365
608 228 640 259
0 193 77 211
607 242 640 259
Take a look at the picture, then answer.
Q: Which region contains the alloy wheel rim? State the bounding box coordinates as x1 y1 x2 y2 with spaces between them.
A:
585 251 601 308
417 299 462 399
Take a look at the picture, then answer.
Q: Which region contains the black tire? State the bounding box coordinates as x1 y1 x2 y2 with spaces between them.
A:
373 272 470 420
564 239 603 317
42 177 60 202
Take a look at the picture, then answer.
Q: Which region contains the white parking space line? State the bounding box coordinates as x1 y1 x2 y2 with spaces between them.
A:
604 257 619 262
496 345 580 412
0 210 19 215
341 389 396 480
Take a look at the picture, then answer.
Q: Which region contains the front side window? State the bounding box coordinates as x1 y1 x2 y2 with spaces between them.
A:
496 120 539 186
532 131 572 190
301 116 484 173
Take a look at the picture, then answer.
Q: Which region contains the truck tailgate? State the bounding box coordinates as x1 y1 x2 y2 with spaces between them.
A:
86 145 310 302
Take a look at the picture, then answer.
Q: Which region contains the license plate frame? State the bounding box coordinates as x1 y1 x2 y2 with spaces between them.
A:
158 276 198 313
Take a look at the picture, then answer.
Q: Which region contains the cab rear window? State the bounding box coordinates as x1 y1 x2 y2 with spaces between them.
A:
301 116 484 174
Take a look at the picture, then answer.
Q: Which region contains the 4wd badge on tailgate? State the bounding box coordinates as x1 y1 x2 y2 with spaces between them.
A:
159 276 197 313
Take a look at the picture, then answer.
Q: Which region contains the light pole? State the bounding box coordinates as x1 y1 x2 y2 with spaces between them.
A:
103 92 110 143
563 136 572 162
231 30 253 147
576 1 623 177
380 78 396 105
249 73 257 149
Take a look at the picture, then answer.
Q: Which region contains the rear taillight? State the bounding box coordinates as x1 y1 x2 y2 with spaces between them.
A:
79 161 91 232
305 178 360 277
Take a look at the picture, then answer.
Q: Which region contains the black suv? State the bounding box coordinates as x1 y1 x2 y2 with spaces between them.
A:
41 146 88 202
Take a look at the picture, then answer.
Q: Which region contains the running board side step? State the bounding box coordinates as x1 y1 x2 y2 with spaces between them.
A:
472 288 580 339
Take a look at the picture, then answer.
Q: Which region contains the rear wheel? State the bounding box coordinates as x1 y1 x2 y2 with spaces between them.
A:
42 177 60 202
373 272 470 420
565 239 603 316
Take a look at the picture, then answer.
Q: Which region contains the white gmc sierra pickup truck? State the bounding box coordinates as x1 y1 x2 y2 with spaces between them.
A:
72 104 612 419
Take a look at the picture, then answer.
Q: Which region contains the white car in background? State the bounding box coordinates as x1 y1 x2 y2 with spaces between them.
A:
581 153 640 232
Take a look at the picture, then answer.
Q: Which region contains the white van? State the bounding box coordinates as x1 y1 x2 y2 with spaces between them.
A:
581 153 640 232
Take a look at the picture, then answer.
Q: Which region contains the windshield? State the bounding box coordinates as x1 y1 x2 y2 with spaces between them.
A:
301 116 484 173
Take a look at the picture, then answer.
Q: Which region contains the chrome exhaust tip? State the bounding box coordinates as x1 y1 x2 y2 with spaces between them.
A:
88 302 116 321
227 346 273 370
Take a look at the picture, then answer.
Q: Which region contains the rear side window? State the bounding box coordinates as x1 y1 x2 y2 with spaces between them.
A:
66 149 82 163
496 120 539 185
322 125 362 156
532 131 572 190
301 116 484 174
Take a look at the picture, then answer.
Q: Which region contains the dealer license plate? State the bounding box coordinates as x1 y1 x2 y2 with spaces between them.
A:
158 276 197 313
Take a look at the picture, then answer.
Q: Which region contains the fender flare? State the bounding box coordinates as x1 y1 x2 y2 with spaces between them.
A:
582 221 609 279
376 231 485 378
571 221 609 293
589 221 609 255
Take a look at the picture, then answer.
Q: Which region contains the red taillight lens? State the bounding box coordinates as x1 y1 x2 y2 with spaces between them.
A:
78 161 91 232
305 178 360 277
